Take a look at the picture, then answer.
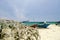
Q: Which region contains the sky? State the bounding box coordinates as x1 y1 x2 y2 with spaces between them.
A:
0 0 60 22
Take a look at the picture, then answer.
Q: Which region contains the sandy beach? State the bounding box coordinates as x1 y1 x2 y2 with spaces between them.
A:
38 24 60 40
0 19 60 40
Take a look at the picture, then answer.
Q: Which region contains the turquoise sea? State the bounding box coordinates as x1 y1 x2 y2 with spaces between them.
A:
22 22 59 28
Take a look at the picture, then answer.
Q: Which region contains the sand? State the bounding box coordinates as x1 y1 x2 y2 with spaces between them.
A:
0 19 60 40
38 24 60 40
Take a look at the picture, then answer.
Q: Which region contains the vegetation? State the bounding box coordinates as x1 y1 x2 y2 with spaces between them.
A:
0 19 40 40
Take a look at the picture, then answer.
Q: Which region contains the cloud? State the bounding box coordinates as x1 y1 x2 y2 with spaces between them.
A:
6 0 30 21
1 0 59 21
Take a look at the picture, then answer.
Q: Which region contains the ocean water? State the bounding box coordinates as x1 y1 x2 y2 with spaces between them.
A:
22 22 58 28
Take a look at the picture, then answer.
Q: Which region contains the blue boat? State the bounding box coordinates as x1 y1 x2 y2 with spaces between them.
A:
37 23 50 28
22 21 50 28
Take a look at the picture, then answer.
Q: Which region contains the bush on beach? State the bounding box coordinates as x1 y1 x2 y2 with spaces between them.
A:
0 19 40 40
